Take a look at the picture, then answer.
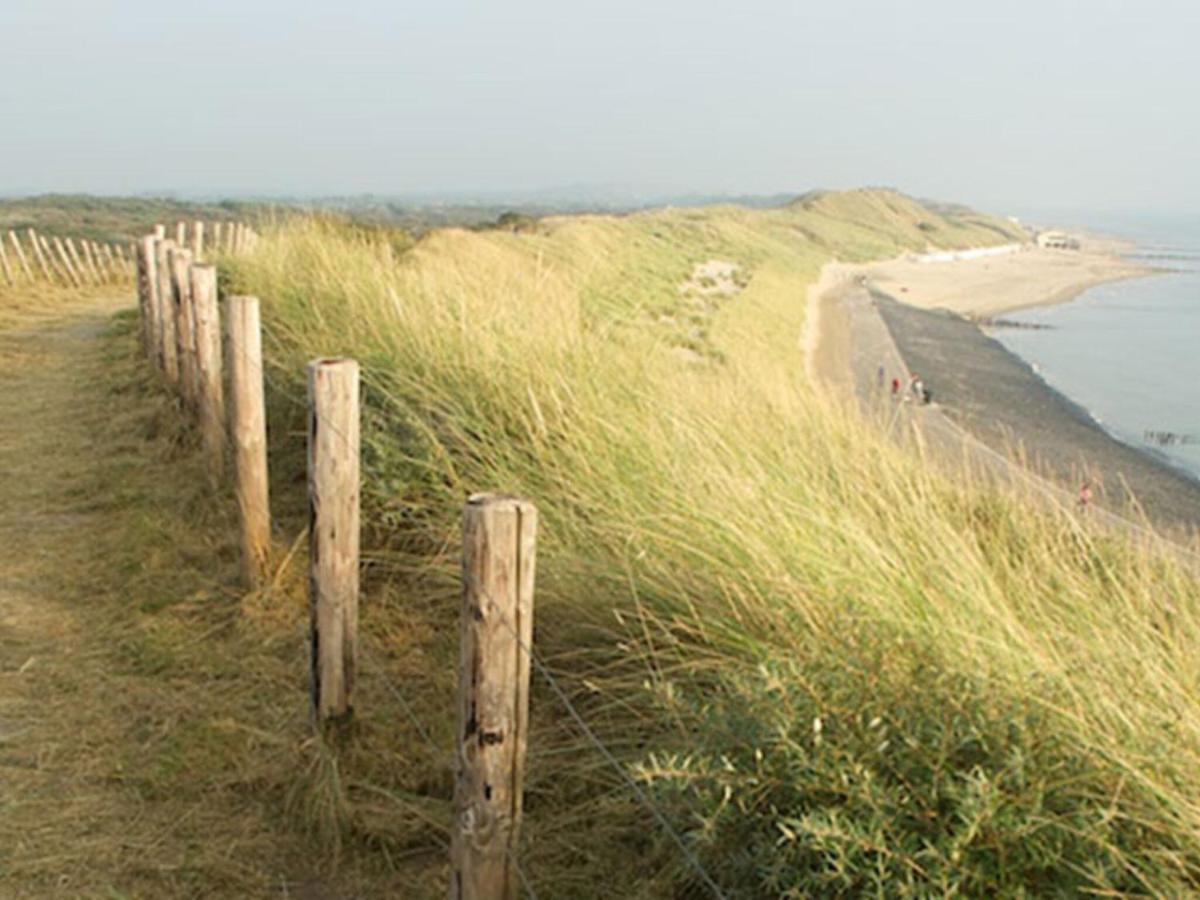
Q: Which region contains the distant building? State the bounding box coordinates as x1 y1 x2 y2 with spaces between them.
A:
1036 230 1079 250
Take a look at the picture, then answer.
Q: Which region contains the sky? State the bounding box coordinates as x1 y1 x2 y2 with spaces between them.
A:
1 0 1197 214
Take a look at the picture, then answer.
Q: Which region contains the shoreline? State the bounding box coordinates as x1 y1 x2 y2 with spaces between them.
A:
861 236 1156 319
807 240 1200 533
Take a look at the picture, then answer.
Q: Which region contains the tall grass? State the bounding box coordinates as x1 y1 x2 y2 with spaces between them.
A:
226 191 1200 895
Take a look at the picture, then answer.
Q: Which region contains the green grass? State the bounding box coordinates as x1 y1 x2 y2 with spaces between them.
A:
219 189 1200 895
0 195 265 244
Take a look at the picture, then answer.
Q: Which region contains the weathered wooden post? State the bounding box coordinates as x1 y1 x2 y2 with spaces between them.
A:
52 236 82 288
38 234 66 285
155 239 180 384
227 295 272 585
9 231 34 281
190 264 225 484
213 221 224 254
154 224 166 240
24 230 48 280
307 358 360 723
191 220 204 260
79 239 101 283
451 493 538 900
0 238 13 286
100 243 117 281
139 237 161 366
134 238 151 354
169 247 199 411
175 221 186 247
65 238 93 285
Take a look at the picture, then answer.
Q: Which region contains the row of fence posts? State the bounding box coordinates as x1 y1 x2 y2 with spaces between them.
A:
132 223 539 900
0 227 135 289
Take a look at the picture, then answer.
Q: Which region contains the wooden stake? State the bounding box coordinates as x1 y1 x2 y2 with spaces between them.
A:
190 264 225 484
452 493 538 900
66 238 94 286
134 238 151 354
169 247 198 411
52 236 83 288
154 224 166 240
80 239 102 283
139 237 160 366
191 220 204 260
38 234 66 285
155 239 179 383
9 231 34 281
227 295 272 585
0 237 13 286
213 221 224 254
175 221 186 247
307 358 360 723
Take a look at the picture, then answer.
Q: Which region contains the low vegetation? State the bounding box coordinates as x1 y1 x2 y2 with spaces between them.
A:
211 189 1200 896
8 188 1197 895
0 195 263 244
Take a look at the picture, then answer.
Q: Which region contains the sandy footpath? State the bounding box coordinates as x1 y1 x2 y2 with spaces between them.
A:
861 236 1153 318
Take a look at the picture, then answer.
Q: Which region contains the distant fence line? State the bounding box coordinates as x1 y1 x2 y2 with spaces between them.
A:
0 219 258 291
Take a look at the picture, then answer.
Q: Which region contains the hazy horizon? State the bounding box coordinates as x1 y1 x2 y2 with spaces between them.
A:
3 0 1197 215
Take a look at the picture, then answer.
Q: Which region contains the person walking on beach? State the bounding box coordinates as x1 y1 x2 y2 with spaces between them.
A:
877 365 886 390
891 377 901 398
910 374 924 404
1078 481 1093 512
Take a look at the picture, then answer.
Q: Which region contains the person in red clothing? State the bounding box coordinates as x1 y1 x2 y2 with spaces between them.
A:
1078 481 1093 511
891 377 901 397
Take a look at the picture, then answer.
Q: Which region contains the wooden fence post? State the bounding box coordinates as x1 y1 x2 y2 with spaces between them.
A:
24 230 48 281
38 234 65 285
175 221 186 247
9 231 34 281
213 221 224 254
155 239 179 383
191 220 204 260
0 237 12 286
139 237 161 366
154 224 166 240
227 295 272 585
307 358 360 723
134 238 152 355
52 237 82 288
451 493 538 900
169 247 198 411
190 264 225 484
79 239 101 284
65 238 93 286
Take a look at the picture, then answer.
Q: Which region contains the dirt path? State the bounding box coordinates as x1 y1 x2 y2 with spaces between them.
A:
0 296 356 898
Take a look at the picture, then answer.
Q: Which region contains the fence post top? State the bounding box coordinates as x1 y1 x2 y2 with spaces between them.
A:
467 492 536 513
307 357 359 374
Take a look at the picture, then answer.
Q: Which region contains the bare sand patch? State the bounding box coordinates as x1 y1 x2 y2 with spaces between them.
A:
679 259 743 297
861 235 1153 318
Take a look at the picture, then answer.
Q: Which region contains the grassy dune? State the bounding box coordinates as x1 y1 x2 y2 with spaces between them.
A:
223 190 1200 895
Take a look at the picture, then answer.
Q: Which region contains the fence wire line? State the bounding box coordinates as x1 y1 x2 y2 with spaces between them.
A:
360 647 540 900
147 283 714 898
491 611 729 900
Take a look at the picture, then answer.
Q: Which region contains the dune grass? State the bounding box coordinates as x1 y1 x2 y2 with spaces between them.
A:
220 190 1200 895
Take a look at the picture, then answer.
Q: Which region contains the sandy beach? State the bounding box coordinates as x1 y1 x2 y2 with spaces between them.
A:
862 234 1153 318
810 236 1200 533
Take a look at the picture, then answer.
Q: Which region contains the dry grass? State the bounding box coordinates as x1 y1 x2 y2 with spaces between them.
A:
0 293 445 897
215 193 1200 895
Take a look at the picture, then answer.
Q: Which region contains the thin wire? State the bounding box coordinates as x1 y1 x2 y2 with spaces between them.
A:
360 646 540 900
492 611 728 900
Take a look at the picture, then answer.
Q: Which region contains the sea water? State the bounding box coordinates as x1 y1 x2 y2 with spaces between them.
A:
993 213 1200 480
